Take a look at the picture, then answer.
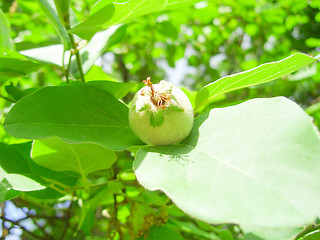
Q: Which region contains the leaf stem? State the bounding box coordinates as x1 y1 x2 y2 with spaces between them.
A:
68 33 86 83
65 51 73 84
64 9 85 83
290 224 320 240
0 94 16 103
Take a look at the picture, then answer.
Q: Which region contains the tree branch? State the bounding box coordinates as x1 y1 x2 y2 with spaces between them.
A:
3 217 46 240
59 198 74 240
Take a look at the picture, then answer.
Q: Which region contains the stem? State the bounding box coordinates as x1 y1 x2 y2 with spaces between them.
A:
290 224 320 240
68 33 85 83
114 194 123 240
65 52 73 84
0 94 15 103
3 217 46 240
64 9 85 83
59 197 74 240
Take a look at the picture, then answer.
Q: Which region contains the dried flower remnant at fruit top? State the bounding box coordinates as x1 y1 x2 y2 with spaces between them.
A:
129 77 194 146
142 77 171 109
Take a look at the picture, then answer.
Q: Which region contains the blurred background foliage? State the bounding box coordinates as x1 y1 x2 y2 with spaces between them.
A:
0 0 320 239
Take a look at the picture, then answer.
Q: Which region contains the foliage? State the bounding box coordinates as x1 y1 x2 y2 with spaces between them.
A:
0 0 319 239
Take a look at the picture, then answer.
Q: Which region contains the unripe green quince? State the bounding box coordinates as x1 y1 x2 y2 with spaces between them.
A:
129 77 194 145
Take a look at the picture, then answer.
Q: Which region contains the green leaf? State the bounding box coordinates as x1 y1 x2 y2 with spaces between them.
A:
0 182 20 202
0 142 76 197
0 143 46 192
0 9 14 52
5 85 26 101
134 97 320 239
87 80 138 99
70 0 201 40
20 44 64 67
32 136 117 176
138 226 184 240
304 231 320 240
53 0 70 25
195 53 318 110
5 174 46 191
4 85 143 150
70 25 127 77
0 54 41 81
68 4 115 40
36 0 70 49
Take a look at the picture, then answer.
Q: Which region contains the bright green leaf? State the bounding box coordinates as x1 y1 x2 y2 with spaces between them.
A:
5 174 46 191
195 53 317 110
68 4 115 40
32 136 117 176
87 80 138 99
0 182 20 202
0 9 14 51
0 54 41 81
36 0 71 49
4 85 143 150
70 0 201 40
70 25 126 77
134 97 320 239
304 231 320 240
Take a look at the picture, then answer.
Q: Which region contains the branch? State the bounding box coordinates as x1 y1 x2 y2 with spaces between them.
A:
290 224 320 240
64 9 85 83
3 217 46 240
0 94 15 103
59 197 74 240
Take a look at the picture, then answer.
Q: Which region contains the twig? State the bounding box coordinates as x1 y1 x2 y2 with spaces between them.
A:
64 9 85 83
113 194 123 240
59 198 74 240
0 94 15 103
290 224 320 240
68 34 86 83
3 217 46 240
65 52 73 84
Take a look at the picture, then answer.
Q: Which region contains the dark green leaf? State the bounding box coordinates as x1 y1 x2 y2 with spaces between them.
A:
4 85 143 150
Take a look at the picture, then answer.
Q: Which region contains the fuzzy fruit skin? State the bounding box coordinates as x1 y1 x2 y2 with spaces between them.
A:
129 81 193 146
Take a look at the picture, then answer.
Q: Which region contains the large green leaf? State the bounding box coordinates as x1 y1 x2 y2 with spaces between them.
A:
195 53 317 110
69 0 201 40
4 85 143 150
32 136 117 176
134 97 320 239
0 9 14 52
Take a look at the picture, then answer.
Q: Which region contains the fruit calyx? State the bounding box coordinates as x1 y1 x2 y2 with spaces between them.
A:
142 77 172 109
